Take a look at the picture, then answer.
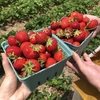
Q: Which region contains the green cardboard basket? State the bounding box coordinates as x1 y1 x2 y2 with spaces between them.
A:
1 32 72 91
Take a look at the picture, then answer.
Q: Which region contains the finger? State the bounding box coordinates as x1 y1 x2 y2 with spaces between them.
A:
66 61 85 78
66 60 79 73
72 51 83 67
1 53 14 75
83 52 91 61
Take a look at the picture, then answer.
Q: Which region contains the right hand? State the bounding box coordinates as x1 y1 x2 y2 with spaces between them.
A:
66 51 100 91
83 14 100 38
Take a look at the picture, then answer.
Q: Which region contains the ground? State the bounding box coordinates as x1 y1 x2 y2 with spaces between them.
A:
0 22 79 100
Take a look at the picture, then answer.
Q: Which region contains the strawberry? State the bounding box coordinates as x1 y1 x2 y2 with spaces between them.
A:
73 30 86 42
20 70 26 78
54 50 64 62
46 57 56 68
22 59 40 76
15 30 29 43
29 31 36 35
38 45 46 53
79 22 86 31
51 30 56 34
46 37 57 52
83 17 90 24
43 27 52 36
60 17 70 29
13 57 26 70
64 27 73 39
39 53 47 62
50 20 60 30
6 46 22 59
55 28 64 38
70 11 83 22
35 31 48 44
21 59 40 77
7 35 18 46
84 30 90 38
44 51 51 58
29 33 37 44
20 41 31 51
70 21 80 30
63 38 74 44
22 44 39 59
73 41 80 46
32 44 46 53
87 19 98 30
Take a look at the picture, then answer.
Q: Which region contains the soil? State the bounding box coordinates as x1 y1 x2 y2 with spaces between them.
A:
0 22 79 100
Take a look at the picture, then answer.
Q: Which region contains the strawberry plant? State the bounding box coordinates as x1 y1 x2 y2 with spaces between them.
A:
27 73 72 100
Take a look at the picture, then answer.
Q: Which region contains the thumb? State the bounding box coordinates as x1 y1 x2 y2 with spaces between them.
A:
1 53 14 75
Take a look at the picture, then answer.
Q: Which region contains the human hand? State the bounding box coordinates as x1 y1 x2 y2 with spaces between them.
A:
66 51 100 91
0 53 32 100
83 14 100 38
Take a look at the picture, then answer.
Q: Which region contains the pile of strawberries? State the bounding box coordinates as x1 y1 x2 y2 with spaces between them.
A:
5 11 99 78
50 11 98 46
6 29 66 78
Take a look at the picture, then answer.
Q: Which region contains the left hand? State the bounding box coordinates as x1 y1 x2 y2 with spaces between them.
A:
0 53 32 100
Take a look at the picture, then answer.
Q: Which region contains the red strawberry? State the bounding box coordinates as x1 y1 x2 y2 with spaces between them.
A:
29 31 36 35
46 57 56 68
70 11 83 22
22 44 39 59
7 36 18 46
73 41 80 46
70 21 80 30
23 59 40 73
21 59 40 77
29 33 37 44
51 30 56 34
79 22 86 31
20 70 26 77
15 30 29 43
84 30 90 38
20 42 31 51
38 45 46 53
43 27 52 36
44 51 51 58
55 28 64 38
60 17 70 29
54 50 64 62
6 46 22 59
39 53 47 62
35 31 48 44
13 57 26 70
73 30 86 42
46 37 57 52
83 17 90 24
32 44 46 53
64 27 73 39
63 38 74 44
87 19 98 29
50 20 60 30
